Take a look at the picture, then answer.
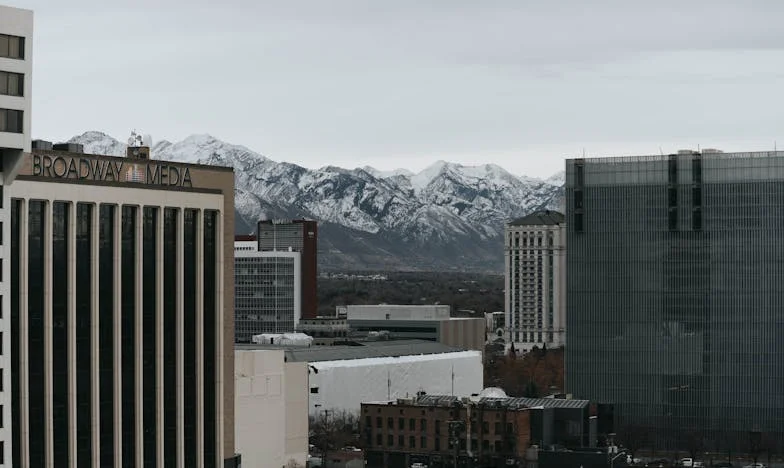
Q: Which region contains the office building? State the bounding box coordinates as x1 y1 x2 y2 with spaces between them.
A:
346 305 486 352
566 150 784 450
1 6 32 465
234 348 308 468
504 210 566 352
258 219 318 319
234 238 301 341
9 142 240 467
237 340 483 416
296 316 349 346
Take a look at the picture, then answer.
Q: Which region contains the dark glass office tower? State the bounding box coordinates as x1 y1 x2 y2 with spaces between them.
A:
566 151 784 451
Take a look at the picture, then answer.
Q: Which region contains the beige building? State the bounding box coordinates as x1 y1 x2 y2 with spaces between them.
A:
234 348 308 468
8 143 238 467
346 305 485 353
504 210 566 352
0 5 33 465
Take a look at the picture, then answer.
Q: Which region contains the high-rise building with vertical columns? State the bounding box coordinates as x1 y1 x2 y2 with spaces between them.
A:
8 144 240 467
0 5 33 465
504 210 566 352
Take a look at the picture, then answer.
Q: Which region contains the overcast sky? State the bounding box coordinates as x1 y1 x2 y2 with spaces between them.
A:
12 0 784 178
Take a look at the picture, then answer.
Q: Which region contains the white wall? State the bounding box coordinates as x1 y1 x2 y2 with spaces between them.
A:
0 5 33 156
346 304 451 321
235 349 308 468
307 351 483 415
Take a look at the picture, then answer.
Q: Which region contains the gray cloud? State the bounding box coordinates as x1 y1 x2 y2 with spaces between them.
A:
18 0 784 177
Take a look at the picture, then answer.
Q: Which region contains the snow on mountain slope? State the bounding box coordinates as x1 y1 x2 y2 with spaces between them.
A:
66 131 563 271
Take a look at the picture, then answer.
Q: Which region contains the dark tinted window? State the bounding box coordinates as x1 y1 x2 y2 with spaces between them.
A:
142 207 157 467
0 34 25 59
98 204 115 467
76 203 93 465
121 206 137 467
0 109 23 133
0 71 23 97
52 202 69 467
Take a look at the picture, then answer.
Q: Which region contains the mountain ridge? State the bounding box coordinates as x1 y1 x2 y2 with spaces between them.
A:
67 131 564 272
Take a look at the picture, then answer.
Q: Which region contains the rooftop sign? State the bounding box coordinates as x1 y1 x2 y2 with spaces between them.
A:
31 154 193 188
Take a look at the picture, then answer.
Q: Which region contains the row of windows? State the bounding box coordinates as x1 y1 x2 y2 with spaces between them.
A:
0 70 23 97
0 108 22 133
10 202 221 467
0 34 25 60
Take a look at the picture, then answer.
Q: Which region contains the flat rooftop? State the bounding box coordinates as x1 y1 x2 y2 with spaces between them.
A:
398 394 590 410
235 339 468 363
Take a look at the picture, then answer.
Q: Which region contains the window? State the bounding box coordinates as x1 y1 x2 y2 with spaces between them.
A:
0 404 3 428
0 109 23 133
420 419 426 431
376 417 382 428
409 436 415 448
387 435 393 446
365 416 371 428
376 434 382 446
435 437 440 451
310 387 319 394
0 71 23 97
398 435 404 446
482 421 489 432
409 418 415 430
495 422 501 433
421 437 427 449
435 420 441 434
387 417 393 429
0 34 25 59
398 418 404 430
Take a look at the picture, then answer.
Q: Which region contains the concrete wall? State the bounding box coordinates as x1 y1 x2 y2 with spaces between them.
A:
307 351 483 415
235 349 308 468
438 318 486 353
347 304 451 321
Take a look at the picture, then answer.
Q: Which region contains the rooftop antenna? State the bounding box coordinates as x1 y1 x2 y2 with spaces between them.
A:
659 147 663 156
775 141 778 152
582 148 586 158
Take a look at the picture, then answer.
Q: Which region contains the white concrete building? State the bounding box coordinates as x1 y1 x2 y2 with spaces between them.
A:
0 6 32 464
505 210 566 352
234 241 302 341
234 348 308 468
240 340 482 416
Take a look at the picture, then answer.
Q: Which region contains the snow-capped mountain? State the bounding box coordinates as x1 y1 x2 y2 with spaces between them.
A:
67 131 563 271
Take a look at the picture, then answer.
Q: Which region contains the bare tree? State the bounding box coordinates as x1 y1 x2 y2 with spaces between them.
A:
310 409 360 462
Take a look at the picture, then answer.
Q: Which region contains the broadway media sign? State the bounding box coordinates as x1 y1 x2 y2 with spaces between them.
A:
32 154 193 188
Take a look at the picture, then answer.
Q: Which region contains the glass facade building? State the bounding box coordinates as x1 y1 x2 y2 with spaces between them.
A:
565 151 784 450
234 251 301 342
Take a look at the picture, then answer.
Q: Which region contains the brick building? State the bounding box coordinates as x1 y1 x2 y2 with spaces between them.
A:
361 394 532 468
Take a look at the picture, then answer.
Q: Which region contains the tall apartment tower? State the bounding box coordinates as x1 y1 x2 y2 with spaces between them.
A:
504 210 566 352
234 237 302 341
0 6 32 464
257 219 318 319
566 150 784 451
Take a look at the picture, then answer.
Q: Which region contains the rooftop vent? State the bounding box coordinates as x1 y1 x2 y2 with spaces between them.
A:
677 149 695 155
52 142 84 153
32 140 53 151
701 148 723 154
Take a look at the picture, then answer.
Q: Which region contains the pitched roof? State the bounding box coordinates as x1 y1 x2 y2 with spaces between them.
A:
508 210 565 226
